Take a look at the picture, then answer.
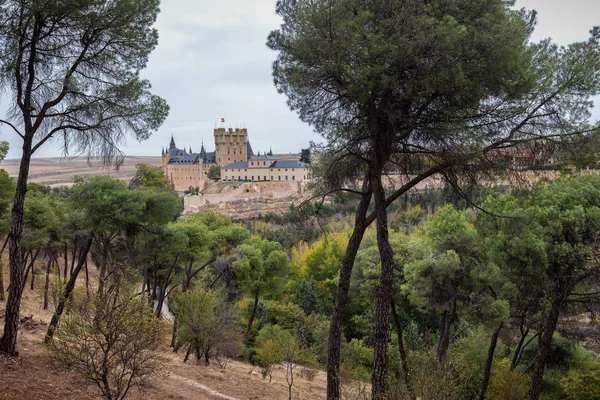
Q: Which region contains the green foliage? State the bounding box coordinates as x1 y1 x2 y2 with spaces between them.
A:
263 300 305 332
0 169 15 228
293 278 322 315
487 359 530 400
300 148 311 164
233 237 290 299
407 350 472 400
561 357 600 400
174 288 242 363
447 325 508 396
297 233 346 282
341 339 373 380
132 163 171 191
255 324 295 381
0 141 8 161
208 165 221 180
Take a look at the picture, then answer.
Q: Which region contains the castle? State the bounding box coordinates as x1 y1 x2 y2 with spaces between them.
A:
162 127 308 191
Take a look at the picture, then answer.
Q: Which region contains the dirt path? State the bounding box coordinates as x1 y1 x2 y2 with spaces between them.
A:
170 374 239 400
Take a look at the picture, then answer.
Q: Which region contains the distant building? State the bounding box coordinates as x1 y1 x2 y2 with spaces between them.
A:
161 127 308 191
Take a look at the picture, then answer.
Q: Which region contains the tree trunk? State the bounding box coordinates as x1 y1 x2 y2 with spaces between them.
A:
0 256 4 302
98 261 107 297
84 259 89 298
246 293 260 340
30 259 35 291
0 136 33 355
477 323 503 400
44 238 93 343
69 239 77 278
43 258 52 310
371 171 395 400
391 298 415 400
436 298 457 364
22 249 40 291
171 320 178 349
511 325 529 370
327 179 372 400
63 243 68 280
528 300 561 400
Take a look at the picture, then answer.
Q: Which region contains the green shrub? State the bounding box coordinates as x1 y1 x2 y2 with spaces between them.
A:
341 339 373 380
561 358 600 400
487 359 529 400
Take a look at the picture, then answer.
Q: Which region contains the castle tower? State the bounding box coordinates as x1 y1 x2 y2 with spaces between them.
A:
214 127 248 165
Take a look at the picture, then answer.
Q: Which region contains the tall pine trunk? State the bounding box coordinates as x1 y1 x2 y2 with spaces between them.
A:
0 135 33 355
528 300 561 400
371 171 395 399
326 178 371 400
436 298 457 364
0 255 4 301
44 238 92 343
43 258 52 310
477 323 503 400
391 298 415 400
246 293 260 340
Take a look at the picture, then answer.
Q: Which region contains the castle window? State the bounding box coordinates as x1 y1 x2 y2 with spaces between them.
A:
285 176 288 180
292 176 295 180
264 176 266 180
270 176 273 180
263 162 266 166
251 162 253 166
278 176 281 180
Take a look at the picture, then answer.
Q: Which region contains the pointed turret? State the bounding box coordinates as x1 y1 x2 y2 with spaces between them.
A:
200 141 206 159
268 147 273 156
189 146 193 154
247 141 254 158
161 147 165 156
169 134 176 150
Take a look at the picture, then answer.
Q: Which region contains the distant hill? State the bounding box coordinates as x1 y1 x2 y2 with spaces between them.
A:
0 156 162 187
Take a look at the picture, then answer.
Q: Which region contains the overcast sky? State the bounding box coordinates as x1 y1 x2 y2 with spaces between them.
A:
1 0 599 159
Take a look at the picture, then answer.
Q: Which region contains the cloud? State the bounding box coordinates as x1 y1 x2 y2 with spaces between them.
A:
2 0 600 161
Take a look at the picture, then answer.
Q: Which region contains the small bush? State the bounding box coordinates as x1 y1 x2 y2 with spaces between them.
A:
48 287 164 400
487 359 529 400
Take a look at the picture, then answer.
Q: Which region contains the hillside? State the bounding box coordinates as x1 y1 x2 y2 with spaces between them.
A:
1 156 162 187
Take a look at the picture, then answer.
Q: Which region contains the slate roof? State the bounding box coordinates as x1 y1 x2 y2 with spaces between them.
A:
222 161 249 169
269 160 306 168
168 148 188 157
250 154 278 161
203 151 216 164
167 153 200 164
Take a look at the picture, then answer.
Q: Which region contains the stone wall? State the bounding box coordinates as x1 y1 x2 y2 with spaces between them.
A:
183 181 304 218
